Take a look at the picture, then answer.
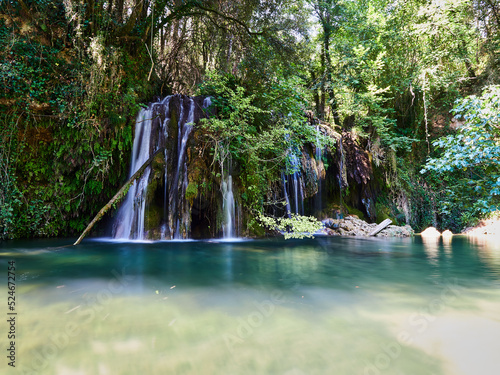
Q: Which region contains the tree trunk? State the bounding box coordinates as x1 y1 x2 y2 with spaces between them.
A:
115 0 124 24
311 70 321 118
369 219 392 236
73 146 164 245
320 47 326 119
322 21 340 126
115 0 144 38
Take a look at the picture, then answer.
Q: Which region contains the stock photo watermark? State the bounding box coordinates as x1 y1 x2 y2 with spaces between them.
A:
19 267 134 375
222 290 285 353
364 278 464 375
222 252 321 354
6 260 17 368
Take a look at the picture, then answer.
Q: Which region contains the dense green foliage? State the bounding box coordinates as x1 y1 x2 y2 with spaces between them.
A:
0 1 152 238
198 71 332 215
1 0 500 239
258 213 324 239
422 86 500 230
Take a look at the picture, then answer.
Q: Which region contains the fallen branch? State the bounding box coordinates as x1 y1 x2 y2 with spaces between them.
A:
73 147 164 245
369 218 392 236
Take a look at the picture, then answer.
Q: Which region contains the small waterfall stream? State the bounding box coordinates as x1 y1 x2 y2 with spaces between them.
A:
222 175 236 239
279 128 327 219
283 148 304 216
170 97 195 239
113 107 153 240
338 134 346 213
161 96 172 240
315 125 323 216
282 171 292 215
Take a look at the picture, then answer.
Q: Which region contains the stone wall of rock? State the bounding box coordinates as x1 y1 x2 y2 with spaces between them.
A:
322 215 414 237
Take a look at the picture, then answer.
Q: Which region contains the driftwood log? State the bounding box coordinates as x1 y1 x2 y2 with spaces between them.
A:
73 147 164 245
369 218 392 236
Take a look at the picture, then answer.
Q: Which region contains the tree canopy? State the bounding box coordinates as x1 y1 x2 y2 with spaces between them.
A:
422 85 500 218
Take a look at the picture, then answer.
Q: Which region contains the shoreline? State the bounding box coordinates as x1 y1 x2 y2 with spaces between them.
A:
462 218 500 237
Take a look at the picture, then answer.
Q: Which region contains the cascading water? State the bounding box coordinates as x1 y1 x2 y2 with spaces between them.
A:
338 134 347 214
113 107 153 240
282 171 292 215
315 125 323 217
292 153 304 214
283 147 304 217
161 96 172 240
170 97 195 239
222 175 236 239
113 95 203 240
203 96 212 109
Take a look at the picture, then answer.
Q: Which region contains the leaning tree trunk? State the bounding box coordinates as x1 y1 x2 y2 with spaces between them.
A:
73 147 164 245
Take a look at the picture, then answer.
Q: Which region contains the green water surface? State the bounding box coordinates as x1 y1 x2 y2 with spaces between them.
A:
1 235 499 375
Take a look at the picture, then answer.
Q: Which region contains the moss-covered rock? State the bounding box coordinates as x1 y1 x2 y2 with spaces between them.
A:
245 215 267 238
185 182 198 204
375 203 393 224
145 204 162 234
346 205 365 221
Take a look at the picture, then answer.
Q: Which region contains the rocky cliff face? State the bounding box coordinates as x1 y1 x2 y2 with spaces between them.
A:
111 95 394 240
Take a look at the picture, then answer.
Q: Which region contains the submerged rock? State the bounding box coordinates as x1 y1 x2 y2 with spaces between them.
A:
322 215 414 237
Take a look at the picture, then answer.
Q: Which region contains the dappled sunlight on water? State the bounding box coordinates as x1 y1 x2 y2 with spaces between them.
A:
1 236 500 374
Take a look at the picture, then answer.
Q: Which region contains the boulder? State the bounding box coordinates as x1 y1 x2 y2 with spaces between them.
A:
421 227 441 237
377 225 414 237
442 229 453 237
321 215 413 237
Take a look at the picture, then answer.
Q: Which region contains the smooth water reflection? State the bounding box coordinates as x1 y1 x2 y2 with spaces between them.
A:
1 236 500 375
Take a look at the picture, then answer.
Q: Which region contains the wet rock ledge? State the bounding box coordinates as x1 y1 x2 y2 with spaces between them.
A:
321 216 414 237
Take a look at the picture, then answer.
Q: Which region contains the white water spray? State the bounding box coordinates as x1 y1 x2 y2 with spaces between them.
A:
222 175 236 239
113 107 153 240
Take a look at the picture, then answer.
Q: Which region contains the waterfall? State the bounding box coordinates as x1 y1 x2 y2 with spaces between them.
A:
338 134 346 212
283 148 304 217
315 125 323 216
222 175 236 239
113 95 202 240
113 107 153 240
282 171 292 215
161 96 172 240
362 198 372 220
170 97 195 239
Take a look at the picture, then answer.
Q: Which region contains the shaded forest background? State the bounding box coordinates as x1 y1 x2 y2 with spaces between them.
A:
1 0 499 239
